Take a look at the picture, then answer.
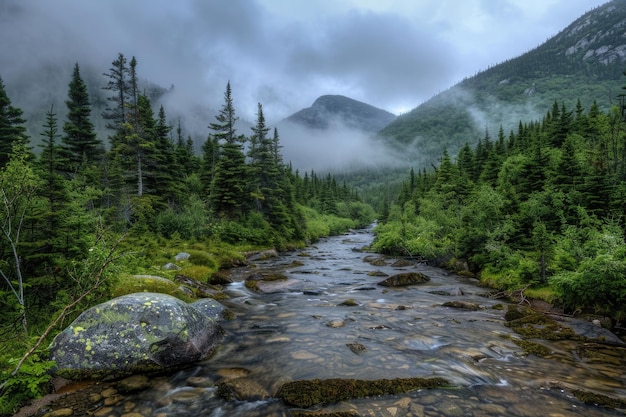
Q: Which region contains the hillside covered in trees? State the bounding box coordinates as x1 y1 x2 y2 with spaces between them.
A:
374 94 626 321
379 0 626 166
0 53 376 413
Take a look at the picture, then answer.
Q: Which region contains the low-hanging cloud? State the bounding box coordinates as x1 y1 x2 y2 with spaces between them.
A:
277 119 411 174
0 0 608 165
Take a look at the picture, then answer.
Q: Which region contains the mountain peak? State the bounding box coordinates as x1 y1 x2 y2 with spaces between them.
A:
284 95 396 132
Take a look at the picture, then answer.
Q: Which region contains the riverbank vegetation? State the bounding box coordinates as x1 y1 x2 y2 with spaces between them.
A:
374 92 626 323
0 53 375 414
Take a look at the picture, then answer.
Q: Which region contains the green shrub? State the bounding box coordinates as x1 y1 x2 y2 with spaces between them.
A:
187 249 218 269
551 254 626 317
111 274 191 301
0 352 55 415
180 265 213 283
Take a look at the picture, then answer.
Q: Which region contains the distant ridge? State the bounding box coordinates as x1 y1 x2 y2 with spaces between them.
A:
379 0 626 164
283 95 396 133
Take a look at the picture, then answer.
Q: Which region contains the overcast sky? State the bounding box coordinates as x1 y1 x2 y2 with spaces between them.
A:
0 0 609 123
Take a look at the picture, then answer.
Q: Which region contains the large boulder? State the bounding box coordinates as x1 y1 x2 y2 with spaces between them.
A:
49 292 224 380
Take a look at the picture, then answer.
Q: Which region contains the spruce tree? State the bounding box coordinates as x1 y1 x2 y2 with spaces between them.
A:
209 83 248 219
38 105 67 245
102 53 129 148
0 77 28 168
62 63 103 175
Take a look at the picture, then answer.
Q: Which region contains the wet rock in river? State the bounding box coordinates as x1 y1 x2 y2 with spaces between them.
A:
217 377 270 401
190 298 231 320
49 292 224 380
441 300 481 310
244 271 291 292
377 272 430 287
277 377 449 408
368 257 388 266
390 259 414 267
346 343 367 354
430 287 465 296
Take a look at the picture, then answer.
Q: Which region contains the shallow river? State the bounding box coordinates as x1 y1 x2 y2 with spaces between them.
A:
55 227 626 416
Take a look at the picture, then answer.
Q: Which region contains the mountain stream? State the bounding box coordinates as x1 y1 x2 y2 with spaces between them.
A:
35 226 626 416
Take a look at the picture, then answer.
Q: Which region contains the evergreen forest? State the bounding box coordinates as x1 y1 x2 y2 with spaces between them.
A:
0 53 375 413
374 94 626 324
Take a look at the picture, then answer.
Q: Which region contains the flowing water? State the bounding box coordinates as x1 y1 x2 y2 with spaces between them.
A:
55 227 626 416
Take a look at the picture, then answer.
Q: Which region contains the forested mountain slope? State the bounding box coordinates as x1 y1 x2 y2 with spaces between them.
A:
379 0 626 164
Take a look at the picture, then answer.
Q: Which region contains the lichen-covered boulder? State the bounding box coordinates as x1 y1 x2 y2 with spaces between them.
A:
49 292 224 380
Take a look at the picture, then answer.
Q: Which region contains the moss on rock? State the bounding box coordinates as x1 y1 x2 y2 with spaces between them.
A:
377 272 430 287
277 377 449 408
572 389 626 409
504 305 578 340
511 339 552 357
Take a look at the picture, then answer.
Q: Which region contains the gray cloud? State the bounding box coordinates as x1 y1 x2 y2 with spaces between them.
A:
0 0 609 147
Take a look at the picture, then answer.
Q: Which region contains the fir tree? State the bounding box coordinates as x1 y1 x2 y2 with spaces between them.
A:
209 83 248 219
0 77 28 168
102 53 129 148
61 62 103 174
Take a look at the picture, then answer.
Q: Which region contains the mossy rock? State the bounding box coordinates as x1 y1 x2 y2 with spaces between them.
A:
338 299 359 307
504 306 578 340
442 301 481 311
390 259 414 267
49 293 224 380
377 272 430 287
210 270 234 285
572 389 626 409
369 258 388 266
244 271 289 290
511 339 552 357
277 377 449 408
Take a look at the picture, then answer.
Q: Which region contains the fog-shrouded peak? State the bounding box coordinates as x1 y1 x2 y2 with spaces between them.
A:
283 95 396 133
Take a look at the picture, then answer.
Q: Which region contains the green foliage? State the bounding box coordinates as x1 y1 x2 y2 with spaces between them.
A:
375 80 626 319
110 274 189 300
179 265 213 282
552 256 624 316
0 352 55 415
154 194 213 240
0 55 376 412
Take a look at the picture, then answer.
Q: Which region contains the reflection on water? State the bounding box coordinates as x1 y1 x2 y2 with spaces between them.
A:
114 227 626 416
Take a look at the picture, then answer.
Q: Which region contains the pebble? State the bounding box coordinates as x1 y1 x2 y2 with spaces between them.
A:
186 376 214 387
117 375 150 392
92 406 114 416
327 319 346 328
100 387 118 398
42 409 73 417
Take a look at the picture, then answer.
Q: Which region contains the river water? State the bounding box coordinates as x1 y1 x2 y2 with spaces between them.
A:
66 227 626 416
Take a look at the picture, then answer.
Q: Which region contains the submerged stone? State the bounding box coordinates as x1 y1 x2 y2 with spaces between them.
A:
49 292 224 380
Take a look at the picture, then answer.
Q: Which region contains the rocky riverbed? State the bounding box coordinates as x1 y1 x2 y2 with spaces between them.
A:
17 227 626 417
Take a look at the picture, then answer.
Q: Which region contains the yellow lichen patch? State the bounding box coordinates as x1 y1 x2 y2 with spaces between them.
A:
72 326 86 336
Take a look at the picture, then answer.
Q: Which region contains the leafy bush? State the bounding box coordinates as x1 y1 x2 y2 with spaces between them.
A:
111 274 190 300
551 253 626 317
179 265 213 283
187 249 218 269
154 195 212 240
0 352 55 415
